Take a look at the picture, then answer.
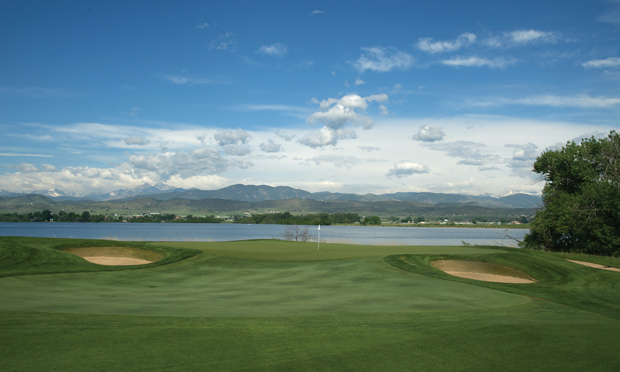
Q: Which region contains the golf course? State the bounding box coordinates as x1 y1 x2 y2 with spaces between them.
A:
1 236 619 371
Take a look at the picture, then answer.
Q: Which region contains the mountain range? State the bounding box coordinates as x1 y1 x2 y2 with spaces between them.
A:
0 183 542 209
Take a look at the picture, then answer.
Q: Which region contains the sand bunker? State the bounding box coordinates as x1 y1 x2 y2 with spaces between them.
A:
431 260 536 283
64 247 163 266
78 256 154 265
568 260 620 272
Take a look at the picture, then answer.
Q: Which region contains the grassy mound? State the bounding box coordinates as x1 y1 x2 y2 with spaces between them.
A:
386 250 620 319
0 237 200 277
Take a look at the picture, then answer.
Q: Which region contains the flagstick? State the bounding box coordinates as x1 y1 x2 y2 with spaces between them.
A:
318 224 320 251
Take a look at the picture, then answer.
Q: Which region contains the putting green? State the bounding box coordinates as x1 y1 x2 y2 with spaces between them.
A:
155 240 506 261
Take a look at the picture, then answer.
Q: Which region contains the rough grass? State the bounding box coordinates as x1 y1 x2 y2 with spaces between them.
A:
1 237 619 371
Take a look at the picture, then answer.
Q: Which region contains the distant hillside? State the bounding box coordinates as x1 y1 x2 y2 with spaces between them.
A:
115 184 542 209
0 195 536 221
497 193 543 208
378 192 542 209
0 184 541 216
93 182 187 200
145 184 314 202
0 194 57 212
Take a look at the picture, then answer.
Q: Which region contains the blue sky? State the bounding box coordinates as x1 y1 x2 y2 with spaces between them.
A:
1 0 619 196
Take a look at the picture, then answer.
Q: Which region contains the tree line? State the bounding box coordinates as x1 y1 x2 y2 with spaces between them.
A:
1 208 527 227
233 212 371 225
0 210 377 225
0 210 108 222
0 210 182 223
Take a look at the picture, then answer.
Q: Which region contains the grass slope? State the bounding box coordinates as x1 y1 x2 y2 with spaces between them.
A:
1 237 619 371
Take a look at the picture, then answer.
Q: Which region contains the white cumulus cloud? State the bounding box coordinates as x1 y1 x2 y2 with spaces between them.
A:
129 147 248 178
386 161 431 178
302 94 389 148
505 143 539 178
308 94 388 130
298 127 357 148
413 125 445 142
214 129 253 146
259 139 283 153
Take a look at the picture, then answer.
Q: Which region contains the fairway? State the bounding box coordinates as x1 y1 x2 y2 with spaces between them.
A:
1 237 619 371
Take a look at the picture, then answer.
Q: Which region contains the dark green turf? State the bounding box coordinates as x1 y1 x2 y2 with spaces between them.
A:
1 237 619 371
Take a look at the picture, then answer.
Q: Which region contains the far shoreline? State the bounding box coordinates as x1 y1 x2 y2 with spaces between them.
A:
0 220 530 229
333 223 530 229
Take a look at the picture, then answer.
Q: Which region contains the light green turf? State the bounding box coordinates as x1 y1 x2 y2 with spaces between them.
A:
154 239 505 261
1 237 619 372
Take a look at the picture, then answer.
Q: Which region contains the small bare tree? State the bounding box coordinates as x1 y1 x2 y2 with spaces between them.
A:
281 225 315 242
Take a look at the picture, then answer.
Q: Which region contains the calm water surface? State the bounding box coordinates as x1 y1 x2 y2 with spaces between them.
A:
0 222 527 247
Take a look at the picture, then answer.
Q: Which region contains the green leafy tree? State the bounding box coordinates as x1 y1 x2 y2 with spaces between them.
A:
41 210 53 221
361 216 381 226
80 211 91 222
517 215 529 224
524 131 620 256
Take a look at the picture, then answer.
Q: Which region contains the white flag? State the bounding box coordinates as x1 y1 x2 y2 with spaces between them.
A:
318 225 320 231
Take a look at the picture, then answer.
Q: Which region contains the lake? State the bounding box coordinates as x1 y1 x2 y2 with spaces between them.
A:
0 222 528 247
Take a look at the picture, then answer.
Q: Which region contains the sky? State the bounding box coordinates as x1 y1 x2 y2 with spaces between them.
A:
1 0 619 197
